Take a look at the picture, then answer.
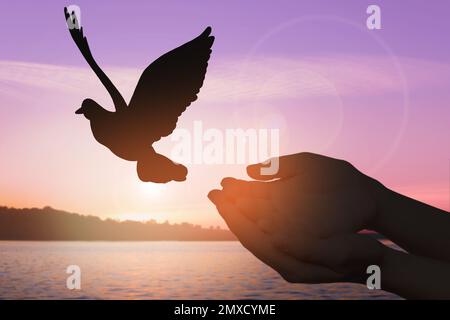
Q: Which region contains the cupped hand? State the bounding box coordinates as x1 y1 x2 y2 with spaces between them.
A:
220 152 386 238
208 189 386 283
208 152 388 283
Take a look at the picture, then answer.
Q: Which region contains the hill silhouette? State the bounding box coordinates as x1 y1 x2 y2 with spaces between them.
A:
0 206 236 241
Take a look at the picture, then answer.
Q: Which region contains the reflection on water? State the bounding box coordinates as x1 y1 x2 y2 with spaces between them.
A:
0 241 399 299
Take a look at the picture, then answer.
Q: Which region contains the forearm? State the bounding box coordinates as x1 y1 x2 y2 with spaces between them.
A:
373 185 450 262
381 247 450 299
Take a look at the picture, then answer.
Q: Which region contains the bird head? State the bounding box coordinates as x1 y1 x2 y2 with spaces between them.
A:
75 99 104 119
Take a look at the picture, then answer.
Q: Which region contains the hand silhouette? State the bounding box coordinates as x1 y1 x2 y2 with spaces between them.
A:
209 152 450 298
208 153 388 282
219 153 384 238
208 188 385 283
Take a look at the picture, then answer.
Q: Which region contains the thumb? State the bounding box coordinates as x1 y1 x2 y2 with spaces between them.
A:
247 158 282 180
247 153 303 180
247 152 323 180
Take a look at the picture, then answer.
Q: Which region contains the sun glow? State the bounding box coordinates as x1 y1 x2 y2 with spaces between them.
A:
137 182 168 198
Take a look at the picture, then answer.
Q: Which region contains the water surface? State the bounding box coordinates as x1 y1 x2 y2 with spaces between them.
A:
0 241 399 299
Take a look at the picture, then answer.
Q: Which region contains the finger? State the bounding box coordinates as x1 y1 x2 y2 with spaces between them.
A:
220 179 284 233
247 157 284 181
247 154 301 181
247 152 328 181
256 217 283 234
208 190 342 284
272 233 340 267
234 196 275 223
272 232 384 277
220 177 270 199
209 190 265 241
282 192 373 238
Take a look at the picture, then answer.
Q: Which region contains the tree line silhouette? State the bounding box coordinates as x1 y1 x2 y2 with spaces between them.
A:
0 206 235 241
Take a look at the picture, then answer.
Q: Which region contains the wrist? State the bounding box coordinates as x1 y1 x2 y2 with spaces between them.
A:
378 246 404 295
367 179 397 233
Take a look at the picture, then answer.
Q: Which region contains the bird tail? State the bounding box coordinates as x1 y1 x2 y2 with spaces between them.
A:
136 149 187 183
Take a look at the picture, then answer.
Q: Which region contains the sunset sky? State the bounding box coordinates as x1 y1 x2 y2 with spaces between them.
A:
1 0 449 228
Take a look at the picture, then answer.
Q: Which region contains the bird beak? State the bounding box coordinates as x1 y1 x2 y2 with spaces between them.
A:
75 107 83 114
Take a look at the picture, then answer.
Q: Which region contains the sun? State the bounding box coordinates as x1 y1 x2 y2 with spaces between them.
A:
137 182 167 198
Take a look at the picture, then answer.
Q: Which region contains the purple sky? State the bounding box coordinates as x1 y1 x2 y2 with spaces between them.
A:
0 0 449 225
1 1 450 65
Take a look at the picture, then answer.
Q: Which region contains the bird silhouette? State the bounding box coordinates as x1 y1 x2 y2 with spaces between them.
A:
64 7 214 183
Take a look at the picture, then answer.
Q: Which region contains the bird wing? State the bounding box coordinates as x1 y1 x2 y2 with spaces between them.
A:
128 27 214 141
64 7 127 111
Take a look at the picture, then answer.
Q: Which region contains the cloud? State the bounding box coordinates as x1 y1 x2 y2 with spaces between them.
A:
0 60 139 101
0 55 449 104
204 55 450 103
